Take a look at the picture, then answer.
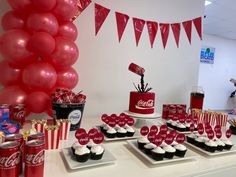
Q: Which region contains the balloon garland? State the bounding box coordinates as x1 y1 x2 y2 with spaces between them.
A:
0 0 79 115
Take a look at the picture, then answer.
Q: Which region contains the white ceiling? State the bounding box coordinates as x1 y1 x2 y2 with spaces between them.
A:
204 0 236 40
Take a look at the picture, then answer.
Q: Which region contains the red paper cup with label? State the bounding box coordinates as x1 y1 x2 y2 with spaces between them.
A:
75 128 86 139
176 134 186 144
93 132 104 144
197 123 204 135
165 134 174 145
147 132 156 143
150 125 158 134
160 125 168 133
140 126 149 136
88 128 99 139
153 134 163 147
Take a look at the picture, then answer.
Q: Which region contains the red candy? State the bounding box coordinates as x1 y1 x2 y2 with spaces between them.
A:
52 89 86 104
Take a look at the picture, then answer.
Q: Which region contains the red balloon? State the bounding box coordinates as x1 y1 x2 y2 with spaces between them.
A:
0 85 27 104
26 91 50 113
7 0 33 14
0 60 21 86
32 0 56 12
28 32 56 56
56 67 78 89
58 22 78 41
53 0 77 21
26 13 59 36
22 61 57 91
0 29 33 66
51 37 79 69
1 11 25 31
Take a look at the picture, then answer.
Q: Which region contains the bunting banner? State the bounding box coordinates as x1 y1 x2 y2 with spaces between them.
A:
160 23 170 49
80 3 203 48
146 21 158 48
193 17 202 40
73 0 92 20
95 3 111 35
182 20 192 44
171 23 181 48
133 18 146 46
115 12 130 42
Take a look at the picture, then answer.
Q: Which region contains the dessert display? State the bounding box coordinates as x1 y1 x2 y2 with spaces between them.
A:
128 63 155 115
186 123 234 153
72 128 105 162
99 113 136 139
136 125 188 161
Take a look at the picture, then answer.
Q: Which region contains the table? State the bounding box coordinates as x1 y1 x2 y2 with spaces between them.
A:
43 117 236 177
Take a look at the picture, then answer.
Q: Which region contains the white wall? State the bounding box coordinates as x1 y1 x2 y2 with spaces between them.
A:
198 34 236 110
0 0 205 117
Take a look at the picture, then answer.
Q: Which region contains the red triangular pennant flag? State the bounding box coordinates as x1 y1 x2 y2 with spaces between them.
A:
182 20 192 44
95 3 111 35
115 12 130 42
193 17 202 40
171 23 181 48
72 0 92 21
133 18 145 46
146 21 158 48
160 23 170 49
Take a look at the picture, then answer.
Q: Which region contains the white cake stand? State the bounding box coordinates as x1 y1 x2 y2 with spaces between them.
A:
124 111 162 128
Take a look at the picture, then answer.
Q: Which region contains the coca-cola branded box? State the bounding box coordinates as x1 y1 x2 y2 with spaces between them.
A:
128 63 155 115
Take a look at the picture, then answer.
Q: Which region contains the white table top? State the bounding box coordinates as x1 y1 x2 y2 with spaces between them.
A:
42 117 236 177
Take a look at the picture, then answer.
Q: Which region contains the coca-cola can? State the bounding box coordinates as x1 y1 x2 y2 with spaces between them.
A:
4 134 24 175
10 104 26 126
128 63 145 76
168 105 176 119
162 104 169 119
25 140 45 177
0 141 21 177
28 133 45 141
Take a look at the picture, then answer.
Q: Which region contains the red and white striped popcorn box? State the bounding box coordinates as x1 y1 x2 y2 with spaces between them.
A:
58 119 71 140
216 113 228 127
210 113 217 126
198 112 204 124
203 111 211 124
31 119 47 133
44 124 61 150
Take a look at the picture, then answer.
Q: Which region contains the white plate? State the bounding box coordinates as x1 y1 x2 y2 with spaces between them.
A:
124 110 161 119
97 126 140 141
60 147 116 170
127 140 198 165
184 142 236 156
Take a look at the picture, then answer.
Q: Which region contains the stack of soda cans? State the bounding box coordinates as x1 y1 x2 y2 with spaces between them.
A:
0 133 45 177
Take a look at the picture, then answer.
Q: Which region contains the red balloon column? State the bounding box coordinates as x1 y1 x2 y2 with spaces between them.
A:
0 0 79 115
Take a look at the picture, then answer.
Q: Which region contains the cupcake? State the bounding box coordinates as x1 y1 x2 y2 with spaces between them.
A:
222 139 233 150
74 146 90 162
185 123 191 131
100 123 107 133
160 141 168 148
117 127 127 138
144 143 157 155
166 119 173 128
194 136 205 148
106 127 116 138
151 147 165 161
163 145 176 159
71 141 80 155
90 145 105 160
214 139 225 151
87 140 96 150
187 133 197 144
137 137 150 150
176 123 186 132
102 124 110 135
171 140 178 147
125 125 135 137
204 140 217 153
174 144 187 157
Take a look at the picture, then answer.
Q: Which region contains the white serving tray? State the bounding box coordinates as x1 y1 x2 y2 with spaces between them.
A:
60 147 116 170
184 142 236 156
167 126 197 135
127 140 198 165
124 111 161 119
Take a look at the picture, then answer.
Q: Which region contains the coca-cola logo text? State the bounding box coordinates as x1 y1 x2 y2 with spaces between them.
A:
0 152 20 168
25 150 44 166
136 100 154 108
